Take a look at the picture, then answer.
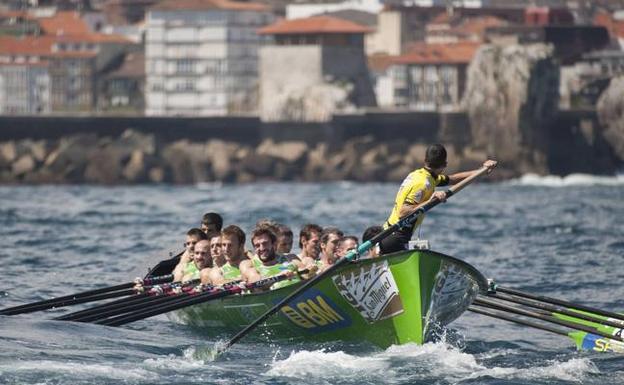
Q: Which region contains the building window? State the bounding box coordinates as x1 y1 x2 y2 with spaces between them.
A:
175 59 194 74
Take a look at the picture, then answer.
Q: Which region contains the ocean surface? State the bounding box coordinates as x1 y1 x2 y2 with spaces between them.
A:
1 173 624 385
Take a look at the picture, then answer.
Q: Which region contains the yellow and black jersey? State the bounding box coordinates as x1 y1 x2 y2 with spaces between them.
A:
384 168 449 233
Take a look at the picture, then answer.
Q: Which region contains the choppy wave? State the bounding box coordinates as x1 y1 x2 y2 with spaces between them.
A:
508 173 624 186
267 343 599 384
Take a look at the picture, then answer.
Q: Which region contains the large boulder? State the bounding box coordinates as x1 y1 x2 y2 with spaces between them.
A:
463 43 559 175
12 154 36 176
256 139 308 164
44 134 98 181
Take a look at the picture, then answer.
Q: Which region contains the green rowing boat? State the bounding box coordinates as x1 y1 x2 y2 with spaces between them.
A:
170 249 488 348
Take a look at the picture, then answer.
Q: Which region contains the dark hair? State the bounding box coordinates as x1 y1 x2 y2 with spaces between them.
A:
362 225 383 243
201 212 223 231
251 227 277 244
337 235 359 249
425 144 447 169
299 223 323 248
276 224 293 238
255 218 280 236
321 227 344 244
187 228 208 240
222 225 245 246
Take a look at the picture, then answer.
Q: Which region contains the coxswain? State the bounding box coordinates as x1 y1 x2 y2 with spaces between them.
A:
380 144 497 254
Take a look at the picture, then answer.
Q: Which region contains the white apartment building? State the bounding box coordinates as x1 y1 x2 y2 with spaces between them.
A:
0 62 51 115
145 0 274 116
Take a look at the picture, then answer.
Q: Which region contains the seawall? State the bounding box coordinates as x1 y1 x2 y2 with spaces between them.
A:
0 110 618 184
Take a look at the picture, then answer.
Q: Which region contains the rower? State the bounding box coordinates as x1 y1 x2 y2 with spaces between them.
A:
335 236 359 259
205 225 253 285
243 227 303 290
297 223 323 261
380 144 497 254
200 232 225 284
173 228 208 282
362 225 383 258
276 224 294 254
318 227 343 265
201 212 223 235
181 239 211 282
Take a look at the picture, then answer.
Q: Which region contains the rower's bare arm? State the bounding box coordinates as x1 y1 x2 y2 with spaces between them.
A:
243 267 262 284
200 268 212 285
172 250 191 282
448 160 498 184
398 200 419 218
208 268 225 286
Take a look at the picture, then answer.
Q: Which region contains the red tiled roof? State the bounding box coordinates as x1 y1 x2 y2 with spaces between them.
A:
259 15 373 35
152 0 269 12
38 11 91 36
594 11 624 39
392 42 480 65
0 36 54 56
0 36 97 58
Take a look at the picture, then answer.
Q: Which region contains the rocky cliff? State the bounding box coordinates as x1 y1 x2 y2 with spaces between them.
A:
597 76 624 161
463 43 560 177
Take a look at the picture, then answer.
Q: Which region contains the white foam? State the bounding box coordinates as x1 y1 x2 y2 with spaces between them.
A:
266 342 600 383
143 346 218 370
508 173 624 187
0 361 157 381
266 348 392 380
463 357 599 382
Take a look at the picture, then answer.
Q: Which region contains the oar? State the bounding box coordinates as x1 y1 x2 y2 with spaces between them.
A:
495 286 624 323
218 166 491 355
62 280 202 323
96 273 299 327
474 297 624 343
0 274 174 316
468 305 591 350
484 292 624 329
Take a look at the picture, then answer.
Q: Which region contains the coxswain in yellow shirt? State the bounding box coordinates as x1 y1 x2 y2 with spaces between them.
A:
380 144 497 254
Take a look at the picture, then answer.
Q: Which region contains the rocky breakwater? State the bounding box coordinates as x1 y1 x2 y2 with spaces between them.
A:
0 130 490 184
462 43 560 178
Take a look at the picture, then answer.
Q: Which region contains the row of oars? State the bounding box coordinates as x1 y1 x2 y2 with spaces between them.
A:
0 166 491 357
469 286 624 347
0 271 300 327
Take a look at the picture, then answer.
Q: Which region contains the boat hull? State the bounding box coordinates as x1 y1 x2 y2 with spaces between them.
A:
171 249 487 348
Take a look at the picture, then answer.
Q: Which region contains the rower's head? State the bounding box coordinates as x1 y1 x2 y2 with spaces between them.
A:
276 224 293 254
193 240 212 269
221 225 246 264
201 212 223 234
299 223 323 259
251 227 277 263
335 236 359 259
209 233 225 267
425 144 448 174
185 228 208 253
362 225 383 258
320 227 344 260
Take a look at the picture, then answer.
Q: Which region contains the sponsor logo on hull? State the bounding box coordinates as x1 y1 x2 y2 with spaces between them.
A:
278 288 352 333
332 260 403 323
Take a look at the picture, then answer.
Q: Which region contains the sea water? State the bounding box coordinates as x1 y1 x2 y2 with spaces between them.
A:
1 175 623 384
